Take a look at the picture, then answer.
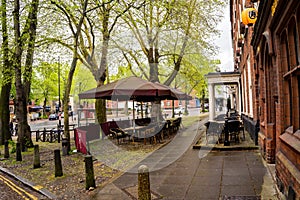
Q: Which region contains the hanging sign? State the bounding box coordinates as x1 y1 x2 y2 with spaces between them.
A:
242 8 258 26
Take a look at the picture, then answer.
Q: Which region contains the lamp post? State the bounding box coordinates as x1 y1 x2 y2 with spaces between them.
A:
78 82 81 127
58 57 61 128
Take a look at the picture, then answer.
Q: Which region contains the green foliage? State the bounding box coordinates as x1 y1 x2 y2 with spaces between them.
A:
8 140 16 154
115 0 226 90
72 64 97 105
109 65 134 82
31 62 70 105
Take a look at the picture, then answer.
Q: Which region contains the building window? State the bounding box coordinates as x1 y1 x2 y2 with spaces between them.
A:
279 14 300 131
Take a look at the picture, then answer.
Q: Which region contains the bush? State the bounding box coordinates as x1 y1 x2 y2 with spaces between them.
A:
8 140 16 154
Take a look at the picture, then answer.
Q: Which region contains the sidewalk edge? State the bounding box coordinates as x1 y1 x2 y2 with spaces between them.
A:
0 166 57 199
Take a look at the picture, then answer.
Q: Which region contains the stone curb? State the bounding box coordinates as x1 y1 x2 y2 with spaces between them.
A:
192 145 259 151
0 166 57 199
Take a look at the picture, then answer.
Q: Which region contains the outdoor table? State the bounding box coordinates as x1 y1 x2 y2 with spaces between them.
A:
123 126 147 143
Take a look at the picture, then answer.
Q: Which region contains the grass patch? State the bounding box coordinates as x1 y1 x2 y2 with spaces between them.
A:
181 113 208 127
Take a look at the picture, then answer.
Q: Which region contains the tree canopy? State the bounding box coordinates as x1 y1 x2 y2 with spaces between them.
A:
0 0 227 147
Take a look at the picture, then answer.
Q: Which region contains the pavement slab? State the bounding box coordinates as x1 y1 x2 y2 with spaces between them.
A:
94 118 280 199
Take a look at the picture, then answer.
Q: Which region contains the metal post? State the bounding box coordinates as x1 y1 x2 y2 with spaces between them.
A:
58 57 61 128
138 165 151 200
54 149 63 177
33 145 40 169
85 155 95 190
4 140 9 159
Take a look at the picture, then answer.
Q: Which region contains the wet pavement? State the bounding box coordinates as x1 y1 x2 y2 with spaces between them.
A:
2 114 280 199
94 118 280 200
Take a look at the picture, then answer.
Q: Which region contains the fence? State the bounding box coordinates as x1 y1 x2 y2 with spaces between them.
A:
31 124 76 143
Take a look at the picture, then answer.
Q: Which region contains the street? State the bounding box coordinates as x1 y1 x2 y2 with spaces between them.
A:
0 171 48 200
28 108 202 131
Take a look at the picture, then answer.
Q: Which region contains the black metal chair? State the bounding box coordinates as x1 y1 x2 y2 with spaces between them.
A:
109 128 130 144
205 121 224 144
227 120 241 143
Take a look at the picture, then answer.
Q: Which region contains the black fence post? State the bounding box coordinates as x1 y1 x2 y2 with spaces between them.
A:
43 128 46 142
57 128 61 143
36 130 39 142
50 130 53 143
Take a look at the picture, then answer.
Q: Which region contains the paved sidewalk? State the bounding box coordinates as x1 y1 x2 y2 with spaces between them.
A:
95 119 280 200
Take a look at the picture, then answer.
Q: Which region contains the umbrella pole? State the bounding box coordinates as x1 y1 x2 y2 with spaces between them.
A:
172 100 175 118
133 101 135 132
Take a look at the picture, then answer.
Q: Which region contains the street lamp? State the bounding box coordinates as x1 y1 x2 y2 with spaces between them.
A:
58 57 61 128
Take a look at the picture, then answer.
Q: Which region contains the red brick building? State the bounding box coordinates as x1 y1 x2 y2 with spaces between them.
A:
230 0 260 144
231 0 300 198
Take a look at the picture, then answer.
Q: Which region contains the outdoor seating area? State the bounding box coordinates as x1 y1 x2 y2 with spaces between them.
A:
76 76 191 153
204 110 244 145
99 117 182 145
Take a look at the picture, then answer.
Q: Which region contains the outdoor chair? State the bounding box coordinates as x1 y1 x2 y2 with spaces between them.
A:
152 123 164 144
169 117 182 133
167 120 176 134
205 121 224 144
161 121 169 140
227 120 241 143
109 128 130 144
176 117 183 130
100 121 119 139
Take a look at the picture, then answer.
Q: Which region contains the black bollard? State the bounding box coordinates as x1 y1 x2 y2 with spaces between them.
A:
4 140 9 159
138 165 151 200
16 142 22 161
85 155 95 190
62 139 68 156
33 145 41 169
54 149 63 177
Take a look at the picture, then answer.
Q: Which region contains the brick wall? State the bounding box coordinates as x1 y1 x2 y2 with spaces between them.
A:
276 151 300 198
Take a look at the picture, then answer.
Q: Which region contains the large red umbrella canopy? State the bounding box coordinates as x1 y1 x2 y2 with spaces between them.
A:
78 76 191 101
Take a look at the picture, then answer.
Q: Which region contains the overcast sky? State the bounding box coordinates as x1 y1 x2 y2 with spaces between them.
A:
214 3 234 72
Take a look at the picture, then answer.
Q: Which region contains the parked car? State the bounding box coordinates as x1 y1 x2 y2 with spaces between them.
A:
49 113 59 120
174 107 184 115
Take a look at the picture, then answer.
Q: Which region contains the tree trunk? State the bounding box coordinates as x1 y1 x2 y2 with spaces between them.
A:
64 58 78 152
13 0 39 150
0 0 12 145
95 13 109 124
43 97 47 117
95 98 106 124
63 0 88 152
0 72 12 145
